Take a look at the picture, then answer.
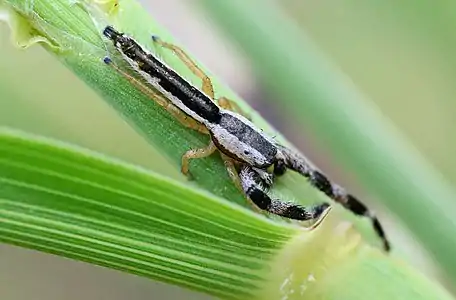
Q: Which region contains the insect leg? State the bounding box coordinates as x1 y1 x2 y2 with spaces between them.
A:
151 36 215 99
278 145 391 251
221 157 267 215
151 37 250 118
217 96 251 120
239 165 330 221
103 57 207 134
167 105 209 134
220 155 243 192
181 140 218 178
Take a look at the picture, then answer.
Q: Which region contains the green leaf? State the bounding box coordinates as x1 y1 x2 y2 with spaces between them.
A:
2 0 455 299
0 127 296 299
1 128 454 300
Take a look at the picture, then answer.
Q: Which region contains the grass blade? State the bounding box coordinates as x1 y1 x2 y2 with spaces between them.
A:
0 127 296 299
0 128 453 300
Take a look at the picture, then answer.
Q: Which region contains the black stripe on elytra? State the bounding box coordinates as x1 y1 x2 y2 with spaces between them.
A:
139 50 221 123
110 32 221 123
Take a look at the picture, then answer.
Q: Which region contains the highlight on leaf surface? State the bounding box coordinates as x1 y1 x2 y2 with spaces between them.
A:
0 3 57 50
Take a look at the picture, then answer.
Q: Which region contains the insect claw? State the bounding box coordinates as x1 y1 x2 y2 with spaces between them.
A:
307 205 332 230
103 56 112 64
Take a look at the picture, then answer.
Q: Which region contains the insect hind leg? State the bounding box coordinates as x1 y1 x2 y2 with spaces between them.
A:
151 36 251 119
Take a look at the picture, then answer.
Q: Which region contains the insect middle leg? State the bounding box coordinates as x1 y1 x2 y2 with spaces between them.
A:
152 36 250 118
181 140 218 178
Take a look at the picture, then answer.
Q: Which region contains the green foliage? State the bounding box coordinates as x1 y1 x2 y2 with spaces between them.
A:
0 127 295 299
0 0 455 299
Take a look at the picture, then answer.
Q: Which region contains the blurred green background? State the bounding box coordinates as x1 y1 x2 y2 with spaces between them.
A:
1 0 456 299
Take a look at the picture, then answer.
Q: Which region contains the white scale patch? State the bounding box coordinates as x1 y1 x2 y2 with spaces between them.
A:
240 167 258 192
208 122 269 167
208 110 276 167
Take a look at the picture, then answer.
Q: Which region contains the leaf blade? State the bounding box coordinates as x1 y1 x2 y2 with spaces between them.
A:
0 127 295 299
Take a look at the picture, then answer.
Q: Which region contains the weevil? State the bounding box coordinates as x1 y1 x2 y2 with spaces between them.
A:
102 26 390 252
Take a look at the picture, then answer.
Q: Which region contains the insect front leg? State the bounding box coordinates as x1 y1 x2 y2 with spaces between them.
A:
239 165 330 222
277 145 391 251
221 157 268 215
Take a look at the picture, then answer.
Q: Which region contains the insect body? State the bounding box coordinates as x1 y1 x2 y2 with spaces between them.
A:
102 26 390 252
